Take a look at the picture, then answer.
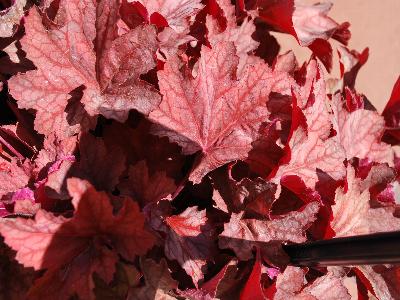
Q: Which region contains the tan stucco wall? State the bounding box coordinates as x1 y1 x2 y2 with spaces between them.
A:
275 0 400 112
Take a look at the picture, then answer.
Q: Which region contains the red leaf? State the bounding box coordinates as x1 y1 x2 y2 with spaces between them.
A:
67 178 155 260
119 0 148 29
246 120 285 178
150 41 291 183
200 260 236 297
179 260 238 299
8 3 160 136
0 240 35 300
257 0 294 37
118 160 176 206
28 246 118 300
252 22 281 66
0 39 35 76
338 46 369 89
240 251 265 300
151 205 214 286
308 38 333 74
102 119 186 179
382 76 400 144
296 60 332 139
0 178 154 299
211 165 277 217
149 12 168 27
73 133 126 192
344 87 364 112
280 175 321 205
129 258 178 300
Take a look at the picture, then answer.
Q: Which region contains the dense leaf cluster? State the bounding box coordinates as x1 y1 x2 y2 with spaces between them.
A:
0 0 400 299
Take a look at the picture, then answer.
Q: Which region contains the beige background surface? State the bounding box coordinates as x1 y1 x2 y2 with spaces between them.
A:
275 0 400 112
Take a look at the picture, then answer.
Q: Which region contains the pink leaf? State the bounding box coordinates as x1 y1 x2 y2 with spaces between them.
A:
273 128 346 189
355 266 400 300
246 120 285 178
35 134 77 171
219 202 319 260
257 0 349 71
134 0 203 33
331 94 394 165
8 3 160 136
0 210 73 270
207 0 260 75
274 266 306 299
150 41 291 183
274 267 351 300
0 0 26 37
35 134 77 200
0 159 30 200
301 272 351 300
331 166 400 237
292 2 338 47
273 51 298 74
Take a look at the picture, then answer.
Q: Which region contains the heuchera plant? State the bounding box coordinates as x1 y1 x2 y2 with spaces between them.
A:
0 0 400 299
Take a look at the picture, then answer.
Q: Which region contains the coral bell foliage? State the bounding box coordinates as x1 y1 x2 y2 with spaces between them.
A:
0 0 400 299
